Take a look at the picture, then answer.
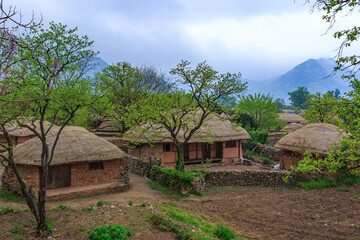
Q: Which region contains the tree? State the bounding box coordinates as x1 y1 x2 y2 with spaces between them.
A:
304 92 339 124
275 98 285 109
234 93 284 131
288 87 310 108
327 89 341 99
0 22 96 234
93 62 173 133
124 60 246 171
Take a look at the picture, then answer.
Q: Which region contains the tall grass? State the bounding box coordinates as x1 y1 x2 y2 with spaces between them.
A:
298 175 360 191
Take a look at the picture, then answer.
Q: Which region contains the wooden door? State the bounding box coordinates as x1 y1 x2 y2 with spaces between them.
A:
183 144 190 162
202 143 211 160
47 165 71 189
216 142 223 159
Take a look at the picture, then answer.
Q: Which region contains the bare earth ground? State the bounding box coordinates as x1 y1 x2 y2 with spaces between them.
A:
0 173 360 239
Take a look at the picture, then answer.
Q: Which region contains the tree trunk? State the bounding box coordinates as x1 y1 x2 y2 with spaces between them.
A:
175 143 185 171
36 166 48 233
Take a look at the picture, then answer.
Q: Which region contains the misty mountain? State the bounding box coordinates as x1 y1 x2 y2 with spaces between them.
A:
86 57 109 78
245 58 352 102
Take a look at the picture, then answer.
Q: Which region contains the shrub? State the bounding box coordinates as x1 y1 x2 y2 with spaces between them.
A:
248 130 268 150
96 201 104 207
150 166 204 195
262 157 272 165
128 200 133 206
88 205 94 212
214 224 235 240
58 204 69 210
86 224 134 240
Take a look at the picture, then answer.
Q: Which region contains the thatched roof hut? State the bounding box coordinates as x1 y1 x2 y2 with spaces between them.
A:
280 123 304 133
124 113 250 143
275 123 347 155
13 126 126 165
2 126 129 195
279 113 305 124
0 120 53 137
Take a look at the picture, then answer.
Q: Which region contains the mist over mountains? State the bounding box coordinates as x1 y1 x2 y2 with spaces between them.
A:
245 58 352 102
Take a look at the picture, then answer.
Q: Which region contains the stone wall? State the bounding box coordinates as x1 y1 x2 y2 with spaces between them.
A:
267 132 283 147
204 170 319 187
255 143 282 162
128 144 163 162
71 159 128 187
125 155 160 177
2 165 40 194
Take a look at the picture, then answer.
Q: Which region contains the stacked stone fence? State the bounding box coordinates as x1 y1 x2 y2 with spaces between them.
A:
125 155 160 177
204 169 321 187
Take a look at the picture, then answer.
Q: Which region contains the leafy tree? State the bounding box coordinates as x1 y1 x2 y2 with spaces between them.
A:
124 60 246 171
93 62 172 133
233 113 258 130
288 87 310 108
275 98 285 109
234 93 284 130
327 89 341 99
304 92 339 124
0 22 96 234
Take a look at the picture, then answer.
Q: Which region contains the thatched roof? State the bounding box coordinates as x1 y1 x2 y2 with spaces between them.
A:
279 113 304 123
275 123 348 155
12 126 126 166
0 121 53 137
124 113 250 144
280 123 303 132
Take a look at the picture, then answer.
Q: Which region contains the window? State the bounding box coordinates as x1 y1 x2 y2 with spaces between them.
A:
89 162 104 170
225 140 237 148
163 143 172 152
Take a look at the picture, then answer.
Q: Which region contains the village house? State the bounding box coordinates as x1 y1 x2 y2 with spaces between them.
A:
2 126 128 196
275 123 348 170
124 114 250 165
279 113 305 124
280 123 304 133
0 122 44 149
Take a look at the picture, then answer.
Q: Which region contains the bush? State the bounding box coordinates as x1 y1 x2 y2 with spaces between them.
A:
214 224 235 240
248 130 269 150
262 157 272 165
96 201 104 207
86 224 134 240
150 166 204 195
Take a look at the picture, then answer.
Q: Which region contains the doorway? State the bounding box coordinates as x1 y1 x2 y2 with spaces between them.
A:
46 165 71 189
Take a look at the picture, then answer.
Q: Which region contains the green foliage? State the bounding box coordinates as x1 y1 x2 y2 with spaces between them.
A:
157 203 241 240
0 189 24 203
214 225 235 240
128 200 133 206
298 176 360 191
288 87 310 108
96 201 104 207
233 113 258 130
235 93 284 130
247 130 268 150
262 157 272 165
275 98 286 109
86 224 134 240
304 92 339 124
45 217 54 232
124 60 246 170
88 205 94 212
150 166 203 195
140 203 146 208
0 206 12 215
58 204 69 210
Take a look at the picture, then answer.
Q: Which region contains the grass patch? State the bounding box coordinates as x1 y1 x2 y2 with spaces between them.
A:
148 180 192 198
298 175 360 191
156 203 246 240
86 224 133 240
261 157 272 164
0 189 24 203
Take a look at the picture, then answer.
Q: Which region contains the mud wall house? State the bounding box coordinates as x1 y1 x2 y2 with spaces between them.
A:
274 123 347 170
92 120 128 152
2 126 128 194
124 114 251 165
0 125 36 150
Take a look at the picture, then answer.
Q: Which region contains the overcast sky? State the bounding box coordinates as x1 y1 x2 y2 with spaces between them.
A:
6 0 360 80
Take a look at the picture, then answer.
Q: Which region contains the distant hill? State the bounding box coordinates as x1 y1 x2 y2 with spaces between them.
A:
245 58 352 102
86 57 109 79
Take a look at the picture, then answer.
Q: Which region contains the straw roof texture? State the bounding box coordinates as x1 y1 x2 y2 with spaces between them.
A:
95 120 120 132
281 123 304 132
12 126 126 166
275 123 348 155
0 121 53 137
279 113 304 123
124 113 250 143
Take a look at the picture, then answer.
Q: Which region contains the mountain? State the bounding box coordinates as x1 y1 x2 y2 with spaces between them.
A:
245 58 352 102
86 57 109 78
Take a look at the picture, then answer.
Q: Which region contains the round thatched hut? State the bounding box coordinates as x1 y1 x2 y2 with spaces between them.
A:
2 126 128 194
124 113 251 165
280 123 304 133
275 123 348 170
279 113 305 124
